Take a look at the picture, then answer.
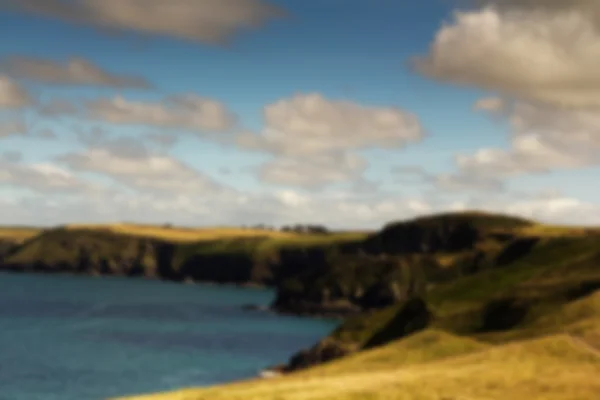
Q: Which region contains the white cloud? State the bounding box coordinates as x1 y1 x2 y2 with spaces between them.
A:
3 0 283 44
58 148 222 195
0 119 27 138
83 95 236 133
478 193 600 226
258 152 368 189
239 93 424 189
473 96 505 113
452 100 600 181
0 157 100 193
3 180 599 229
414 4 600 108
0 75 31 108
1 56 151 88
239 93 423 156
434 172 505 192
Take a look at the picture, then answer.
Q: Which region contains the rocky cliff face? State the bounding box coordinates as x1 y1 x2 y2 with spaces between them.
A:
0 214 526 319
0 240 18 263
0 229 359 292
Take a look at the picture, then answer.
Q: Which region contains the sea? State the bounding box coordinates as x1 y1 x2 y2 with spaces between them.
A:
0 271 338 400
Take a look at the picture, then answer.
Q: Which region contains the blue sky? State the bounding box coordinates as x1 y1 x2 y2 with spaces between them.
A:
1 0 599 228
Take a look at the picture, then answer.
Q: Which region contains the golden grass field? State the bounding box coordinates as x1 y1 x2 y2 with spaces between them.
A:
60 223 370 244
116 333 600 400
511 223 600 238
115 291 600 400
0 227 41 241
64 223 300 242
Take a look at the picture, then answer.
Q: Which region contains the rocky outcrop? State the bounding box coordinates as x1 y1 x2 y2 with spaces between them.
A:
285 338 356 371
0 240 18 262
362 218 480 255
494 237 540 266
284 297 432 372
272 254 430 317
364 297 432 348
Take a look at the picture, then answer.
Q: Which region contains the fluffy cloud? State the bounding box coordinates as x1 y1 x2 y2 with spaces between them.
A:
452 99 600 181
456 190 600 226
0 119 27 138
258 152 368 189
3 179 600 228
84 95 236 133
392 164 505 192
480 0 600 20
414 3 600 108
37 98 79 117
0 75 31 108
41 95 237 133
58 148 222 195
473 96 505 113
239 93 423 156
239 93 424 188
3 0 283 44
1 56 151 88
73 128 177 156
0 155 100 193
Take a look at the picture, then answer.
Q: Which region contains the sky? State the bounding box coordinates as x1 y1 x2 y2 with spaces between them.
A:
0 0 599 229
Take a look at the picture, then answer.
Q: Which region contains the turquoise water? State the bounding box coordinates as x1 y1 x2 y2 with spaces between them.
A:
0 272 338 399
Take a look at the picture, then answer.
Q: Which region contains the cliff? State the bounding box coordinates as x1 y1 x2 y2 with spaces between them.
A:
282 226 600 371
0 226 367 290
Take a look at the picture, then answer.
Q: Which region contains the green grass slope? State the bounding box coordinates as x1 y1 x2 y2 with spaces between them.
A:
117 302 600 400
0 225 367 285
116 290 600 400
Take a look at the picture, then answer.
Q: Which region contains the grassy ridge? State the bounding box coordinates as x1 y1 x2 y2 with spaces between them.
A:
0 226 41 242
117 307 600 400
0 223 368 284
115 233 600 399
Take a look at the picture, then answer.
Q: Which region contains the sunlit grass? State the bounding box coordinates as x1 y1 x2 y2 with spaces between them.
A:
0 227 41 241
510 223 600 238
63 223 299 242
116 331 600 400
58 223 370 244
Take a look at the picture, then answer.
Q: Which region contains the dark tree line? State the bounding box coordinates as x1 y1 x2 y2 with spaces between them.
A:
280 224 329 234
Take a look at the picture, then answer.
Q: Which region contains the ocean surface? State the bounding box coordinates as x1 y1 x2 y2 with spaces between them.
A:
0 272 338 400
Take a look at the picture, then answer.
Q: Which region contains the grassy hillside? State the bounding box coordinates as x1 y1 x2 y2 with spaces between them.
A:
117 294 600 400
114 213 600 399
0 223 367 285
62 223 299 242
0 226 41 242
290 228 600 365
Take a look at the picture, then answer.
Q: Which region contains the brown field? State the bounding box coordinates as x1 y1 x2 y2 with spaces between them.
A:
63 223 301 242
116 331 600 400
0 227 41 242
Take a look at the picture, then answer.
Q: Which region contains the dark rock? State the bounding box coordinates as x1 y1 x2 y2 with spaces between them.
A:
494 237 540 267
565 280 600 301
359 281 406 309
362 218 480 256
481 297 529 331
286 338 354 371
365 297 432 348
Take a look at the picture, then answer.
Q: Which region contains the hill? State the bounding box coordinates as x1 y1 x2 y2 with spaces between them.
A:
0 223 367 287
116 293 600 399
111 212 600 400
